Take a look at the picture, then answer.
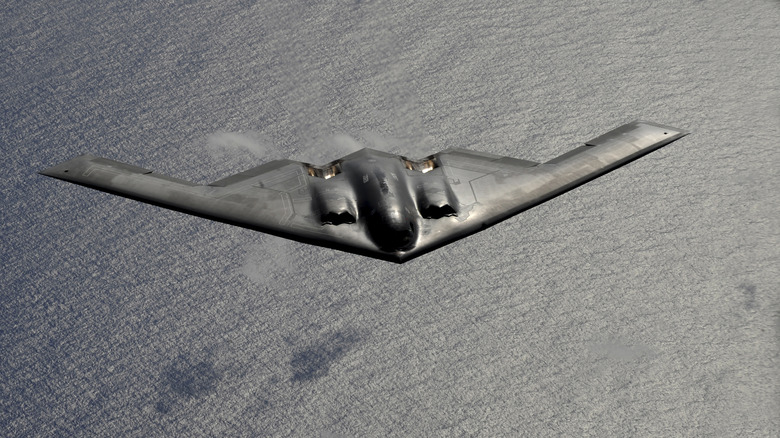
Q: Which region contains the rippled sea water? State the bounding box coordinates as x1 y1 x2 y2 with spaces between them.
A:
2 1 777 435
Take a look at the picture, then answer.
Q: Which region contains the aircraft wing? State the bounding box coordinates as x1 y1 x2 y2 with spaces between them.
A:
40 120 688 263
39 155 382 258
397 120 689 261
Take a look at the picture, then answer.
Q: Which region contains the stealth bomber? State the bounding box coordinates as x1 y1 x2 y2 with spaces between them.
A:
40 121 688 262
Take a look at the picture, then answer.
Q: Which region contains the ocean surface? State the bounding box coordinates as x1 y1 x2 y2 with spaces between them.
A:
2 1 778 436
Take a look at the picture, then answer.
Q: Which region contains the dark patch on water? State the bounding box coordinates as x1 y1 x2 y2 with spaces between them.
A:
165 357 222 398
155 353 223 414
740 283 757 310
290 331 360 382
155 400 172 414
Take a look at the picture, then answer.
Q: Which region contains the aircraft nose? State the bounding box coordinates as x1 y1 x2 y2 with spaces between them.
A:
367 213 418 252
383 223 416 251
395 223 415 246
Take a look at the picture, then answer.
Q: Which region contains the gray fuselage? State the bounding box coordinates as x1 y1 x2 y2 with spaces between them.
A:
40 121 688 263
342 156 420 252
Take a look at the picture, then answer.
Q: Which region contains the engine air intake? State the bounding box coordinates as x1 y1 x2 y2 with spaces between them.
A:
307 162 342 179
402 156 438 173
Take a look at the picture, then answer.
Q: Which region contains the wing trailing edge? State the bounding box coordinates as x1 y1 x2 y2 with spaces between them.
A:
40 120 689 263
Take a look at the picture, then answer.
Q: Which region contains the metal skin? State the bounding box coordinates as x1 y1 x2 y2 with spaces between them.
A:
40 121 688 263
342 157 420 252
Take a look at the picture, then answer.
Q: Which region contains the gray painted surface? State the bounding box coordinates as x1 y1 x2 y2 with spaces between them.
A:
2 0 778 436
40 121 688 262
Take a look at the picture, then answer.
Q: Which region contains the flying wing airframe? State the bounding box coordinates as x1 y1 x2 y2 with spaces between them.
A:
40 120 689 263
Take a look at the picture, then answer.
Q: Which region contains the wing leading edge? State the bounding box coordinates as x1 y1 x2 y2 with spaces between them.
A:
397 120 689 261
39 154 380 258
40 120 688 262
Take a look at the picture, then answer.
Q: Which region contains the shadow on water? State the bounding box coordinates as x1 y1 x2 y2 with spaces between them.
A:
155 354 223 414
290 331 361 382
739 283 757 310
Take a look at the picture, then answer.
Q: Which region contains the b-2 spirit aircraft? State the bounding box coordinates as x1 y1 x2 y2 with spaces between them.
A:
40 121 688 263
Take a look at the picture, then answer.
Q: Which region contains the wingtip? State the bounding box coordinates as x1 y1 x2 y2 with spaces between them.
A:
634 120 690 136
39 163 71 178
39 154 99 179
